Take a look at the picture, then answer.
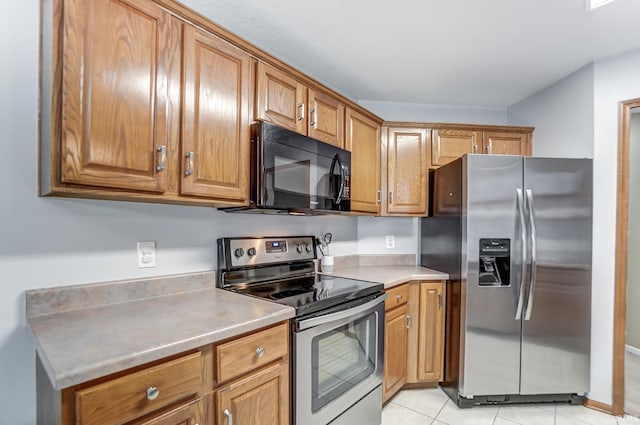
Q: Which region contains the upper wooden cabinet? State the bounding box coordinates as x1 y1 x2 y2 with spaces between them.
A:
43 0 253 207
181 25 251 201
59 0 176 193
256 62 345 148
431 129 482 168
346 108 381 214
483 131 531 155
385 127 429 215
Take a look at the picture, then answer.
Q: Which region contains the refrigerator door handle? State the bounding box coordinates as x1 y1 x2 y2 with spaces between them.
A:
524 189 538 321
515 188 527 320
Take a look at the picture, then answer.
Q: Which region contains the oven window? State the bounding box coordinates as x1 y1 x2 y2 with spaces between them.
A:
311 313 376 412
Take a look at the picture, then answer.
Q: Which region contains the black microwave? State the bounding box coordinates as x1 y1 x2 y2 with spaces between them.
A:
225 122 351 215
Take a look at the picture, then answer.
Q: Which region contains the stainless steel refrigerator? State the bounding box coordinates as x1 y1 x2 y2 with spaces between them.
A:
421 154 592 407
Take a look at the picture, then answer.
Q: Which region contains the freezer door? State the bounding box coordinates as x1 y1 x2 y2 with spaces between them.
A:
520 158 592 395
461 155 524 397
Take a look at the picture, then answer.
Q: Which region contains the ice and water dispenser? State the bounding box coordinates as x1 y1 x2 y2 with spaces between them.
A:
478 239 510 286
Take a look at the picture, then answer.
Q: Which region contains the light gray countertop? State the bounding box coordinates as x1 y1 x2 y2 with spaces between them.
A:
28 288 295 390
324 265 449 288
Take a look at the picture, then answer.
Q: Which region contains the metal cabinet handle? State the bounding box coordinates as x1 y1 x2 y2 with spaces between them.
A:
297 103 305 121
185 152 194 176
256 347 265 357
396 294 403 301
310 108 317 127
223 408 233 425
146 386 159 400
406 314 412 329
438 294 443 308
473 144 478 154
156 145 167 171
389 191 393 204
377 190 381 204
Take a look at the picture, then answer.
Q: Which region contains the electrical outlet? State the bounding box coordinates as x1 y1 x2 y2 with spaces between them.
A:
386 235 395 249
137 241 157 268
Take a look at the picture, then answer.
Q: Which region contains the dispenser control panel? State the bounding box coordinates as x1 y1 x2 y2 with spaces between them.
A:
479 238 510 286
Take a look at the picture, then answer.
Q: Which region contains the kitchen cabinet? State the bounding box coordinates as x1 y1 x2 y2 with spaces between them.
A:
384 127 429 215
346 107 382 214
256 62 344 148
132 397 206 425
181 24 251 201
483 131 531 155
42 0 252 207
431 129 482 168
215 323 290 425
383 284 410 402
417 281 446 382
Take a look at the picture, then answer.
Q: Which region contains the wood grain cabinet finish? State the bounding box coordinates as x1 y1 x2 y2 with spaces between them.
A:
417 282 446 382
431 129 482 167
75 352 204 425
483 131 531 155
256 62 345 148
131 397 206 425
386 128 429 215
181 25 251 201
346 108 381 214
383 287 409 403
216 361 290 425
60 0 176 192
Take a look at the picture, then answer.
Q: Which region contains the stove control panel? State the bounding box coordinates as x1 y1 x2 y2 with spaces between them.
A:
218 236 316 268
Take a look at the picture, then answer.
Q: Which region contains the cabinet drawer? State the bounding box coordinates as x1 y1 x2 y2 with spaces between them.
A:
76 352 203 425
216 323 288 383
385 284 409 311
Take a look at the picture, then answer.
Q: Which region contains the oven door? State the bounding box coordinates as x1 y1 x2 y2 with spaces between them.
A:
293 294 385 425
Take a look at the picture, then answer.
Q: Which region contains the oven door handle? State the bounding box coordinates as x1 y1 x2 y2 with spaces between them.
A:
296 293 387 331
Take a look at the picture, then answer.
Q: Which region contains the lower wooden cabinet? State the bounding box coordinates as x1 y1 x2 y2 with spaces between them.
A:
132 397 206 425
216 361 289 425
383 281 446 402
383 302 409 402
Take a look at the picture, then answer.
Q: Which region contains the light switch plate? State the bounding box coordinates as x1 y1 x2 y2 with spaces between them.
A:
137 241 157 268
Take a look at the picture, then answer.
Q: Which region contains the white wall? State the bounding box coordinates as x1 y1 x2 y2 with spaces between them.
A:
357 217 419 256
508 64 594 158
507 47 640 406
627 112 640 349
359 100 508 125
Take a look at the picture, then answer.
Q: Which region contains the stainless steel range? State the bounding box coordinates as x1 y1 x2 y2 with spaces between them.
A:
218 236 386 425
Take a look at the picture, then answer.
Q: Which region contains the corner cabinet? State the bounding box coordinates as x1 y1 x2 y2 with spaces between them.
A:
256 61 345 148
41 0 251 207
416 282 446 382
346 108 382 214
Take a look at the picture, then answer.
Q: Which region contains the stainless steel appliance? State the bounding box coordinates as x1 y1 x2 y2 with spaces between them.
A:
218 236 385 424
421 155 592 407
223 122 351 215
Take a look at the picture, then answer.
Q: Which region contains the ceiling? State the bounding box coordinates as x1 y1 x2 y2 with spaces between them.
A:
181 0 640 108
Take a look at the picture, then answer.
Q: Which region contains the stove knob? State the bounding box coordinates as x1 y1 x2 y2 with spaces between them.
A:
247 247 257 257
296 244 304 254
234 248 245 258
305 244 313 253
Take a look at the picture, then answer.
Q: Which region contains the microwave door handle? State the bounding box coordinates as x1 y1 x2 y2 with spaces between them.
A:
330 154 345 204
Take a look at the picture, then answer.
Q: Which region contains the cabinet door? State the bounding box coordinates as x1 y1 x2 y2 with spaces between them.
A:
483 131 531 156
134 397 205 425
431 129 481 167
383 304 409 402
386 128 429 215
417 282 445 382
256 62 307 135
217 362 289 425
308 89 344 148
345 108 381 214
61 0 176 192
181 25 250 201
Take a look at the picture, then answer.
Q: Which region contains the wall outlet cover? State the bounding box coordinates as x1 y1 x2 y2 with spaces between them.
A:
386 235 395 249
137 241 157 268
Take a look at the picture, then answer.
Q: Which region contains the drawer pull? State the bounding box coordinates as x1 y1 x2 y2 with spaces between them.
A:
224 408 233 425
396 294 403 301
256 347 265 357
146 386 160 400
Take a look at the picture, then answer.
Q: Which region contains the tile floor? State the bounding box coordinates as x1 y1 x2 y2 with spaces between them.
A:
627 349 640 417
382 387 640 425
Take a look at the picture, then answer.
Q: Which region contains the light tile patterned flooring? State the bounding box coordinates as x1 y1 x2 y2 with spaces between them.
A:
382 387 640 425
628 349 640 417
